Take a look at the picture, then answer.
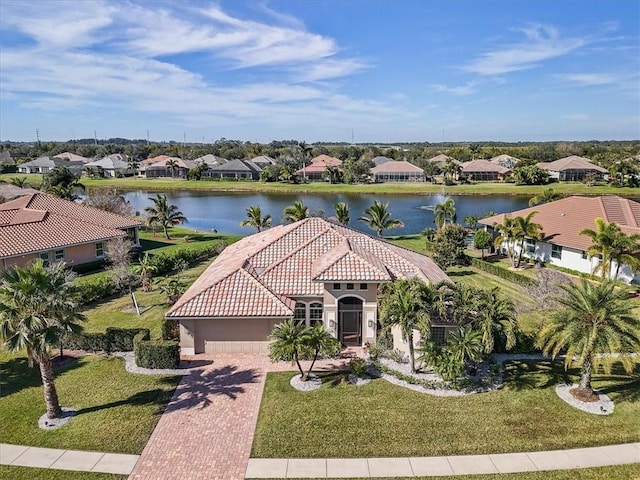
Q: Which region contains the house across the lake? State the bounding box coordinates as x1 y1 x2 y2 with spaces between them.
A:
167 217 450 354
0 193 141 271
537 156 608 181
297 155 342 181
460 160 512 181
370 160 424 182
480 195 640 284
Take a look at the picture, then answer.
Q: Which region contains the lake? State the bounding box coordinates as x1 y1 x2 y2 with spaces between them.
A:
123 190 538 236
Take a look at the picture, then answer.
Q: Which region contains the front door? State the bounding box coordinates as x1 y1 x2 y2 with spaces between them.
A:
338 297 363 346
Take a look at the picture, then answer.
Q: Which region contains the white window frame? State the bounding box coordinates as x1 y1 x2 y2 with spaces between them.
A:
551 244 562 260
39 251 50 267
95 242 105 258
309 302 323 327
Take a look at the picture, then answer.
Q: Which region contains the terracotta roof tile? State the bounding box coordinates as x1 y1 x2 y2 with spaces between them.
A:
462 160 511 174
371 161 423 174
537 156 608 173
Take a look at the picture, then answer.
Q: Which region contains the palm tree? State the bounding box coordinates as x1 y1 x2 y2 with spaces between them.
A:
610 230 640 279
0 261 85 419
448 282 481 326
528 188 562 207
473 288 517 354
133 253 157 292
10 176 28 188
241 205 272 232
165 158 178 178
580 218 619 279
304 322 341 378
359 200 404 238
433 198 457 229
493 216 517 267
283 200 309 223
268 319 309 380
464 214 480 230
334 202 350 226
298 141 313 182
379 278 431 373
127 158 139 175
144 194 187 239
537 279 640 395
513 211 542 268
447 325 484 365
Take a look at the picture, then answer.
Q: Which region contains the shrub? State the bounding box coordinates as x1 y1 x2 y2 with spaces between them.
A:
366 342 386 361
107 327 150 351
470 258 537 287
134 332 180 369
148 242 225 275
161 318 180 340
62 332 109 352
75 274 116 304
349 358 368 377
384 349 407 363
71 259 106 275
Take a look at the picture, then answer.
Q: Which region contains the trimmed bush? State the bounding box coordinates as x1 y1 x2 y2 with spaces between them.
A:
62 332 109 352
134 332 180 369
75 274 116 305
71 259 106 275
148 241 225 275
161 318 180 340
471 258 537 287
349 358 368 377
107 327 150 351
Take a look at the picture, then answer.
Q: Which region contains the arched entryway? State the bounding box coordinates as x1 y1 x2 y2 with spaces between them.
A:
338 297 363 346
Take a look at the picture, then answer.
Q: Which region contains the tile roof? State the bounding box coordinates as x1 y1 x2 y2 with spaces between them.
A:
371 160 423 174
85 157 129 170
537 156 608 173
426 154 461 166
0 193 141 258
479 195 640 251
461 160 511 174
371 156 394 166
489 155 520 167
167 217 449 319
144 157 194 170
209 159 261 172
53 152 90 163
310 155 342 166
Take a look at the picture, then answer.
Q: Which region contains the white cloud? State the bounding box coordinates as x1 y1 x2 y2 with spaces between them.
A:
564 113 590 121
431 82 477 96
558 73 618 86
464 24 586 75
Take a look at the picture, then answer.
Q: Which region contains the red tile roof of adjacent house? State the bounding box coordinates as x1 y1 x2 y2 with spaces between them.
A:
371 161 424 174
461 160 511 174
479 195 640 251
167 217 449 319
537 155 608 173
311 154 342 166
0 193 141 258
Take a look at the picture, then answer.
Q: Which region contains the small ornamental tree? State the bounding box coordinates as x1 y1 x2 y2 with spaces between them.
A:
473 229 492 259
432 224 469 269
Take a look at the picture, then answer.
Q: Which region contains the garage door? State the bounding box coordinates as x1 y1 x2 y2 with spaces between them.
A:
195 318 279 353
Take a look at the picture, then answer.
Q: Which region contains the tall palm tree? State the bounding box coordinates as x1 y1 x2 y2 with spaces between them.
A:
537 279 640 394
144 194 187 239
359 200 404 238
493 216 518 267
464 214 480 230
165 158 178 178
580 218 619 279
528 188 562 207
0 261 86 419
610 230 640 279
241 205 272 232
513 211 542 268
283 200 309 223
127 158 139 176
449 282 481 326
334 202 350 226
10 176 28 188
379 278 431 373
447 325 484 365
298 141 313 182
433 198 457 229
474 287 517 354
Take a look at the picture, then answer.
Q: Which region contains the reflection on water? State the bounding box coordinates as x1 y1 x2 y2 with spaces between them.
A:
123 190 532 236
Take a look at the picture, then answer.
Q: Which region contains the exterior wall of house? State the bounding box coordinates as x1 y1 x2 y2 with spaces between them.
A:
391 325 457 357
323 282 379 346
1 241 106 271
373 172 424 182
180 317 281 354
2 253 38 270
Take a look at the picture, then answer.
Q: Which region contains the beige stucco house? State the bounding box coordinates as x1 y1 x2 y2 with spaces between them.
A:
167 217 450 354
0 193 141 271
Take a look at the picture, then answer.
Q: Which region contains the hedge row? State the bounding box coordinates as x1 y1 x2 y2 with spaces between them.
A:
63 327 150 353
470 258 538 287
148 241 225 275
134 331 180 369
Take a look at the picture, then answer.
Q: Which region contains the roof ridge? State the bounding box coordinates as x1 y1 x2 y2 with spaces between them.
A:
240 267 294 313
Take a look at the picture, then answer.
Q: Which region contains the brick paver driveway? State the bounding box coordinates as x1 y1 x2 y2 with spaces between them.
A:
129 353 349 480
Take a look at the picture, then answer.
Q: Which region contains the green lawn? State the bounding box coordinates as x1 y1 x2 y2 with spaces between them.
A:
251 360 640 459
0 466 126 480
2 173 638 197
138 226 241 255
0 351 179 454
246 464 640 480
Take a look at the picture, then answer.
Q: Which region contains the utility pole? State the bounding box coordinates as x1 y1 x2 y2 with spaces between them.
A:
146 130 150 145
35 128 40 145
94 131 98 145
351 129 354 145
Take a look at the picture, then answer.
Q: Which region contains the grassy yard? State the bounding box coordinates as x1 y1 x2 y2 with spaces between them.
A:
2 173 638 197
0 351 179 454
0 466 126 480
251 360 640 459
246 464 640 480
138 226 241 255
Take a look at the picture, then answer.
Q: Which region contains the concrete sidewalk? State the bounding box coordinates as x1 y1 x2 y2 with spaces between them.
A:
0 443 139 475
246 443 640 478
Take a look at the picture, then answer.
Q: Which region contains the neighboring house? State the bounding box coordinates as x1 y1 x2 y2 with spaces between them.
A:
489 154 520 169
194 154 229 169
248 155 276 168
54 152 91 163
167 217 450 354
143 157 194 178
425 154 461 168
371 156 394 166
371 160 424 182
480 195 640 284
84 156 132 177
17 157 84 174
461 160 511 181
206 159 262 180
0 183 40 201
0 151 15 170
537 155 608 181
297 154 342 181
0 193 141 271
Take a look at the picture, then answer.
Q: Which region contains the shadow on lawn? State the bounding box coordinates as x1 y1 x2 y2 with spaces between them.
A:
504 360 572 391
163 365 262 411
76 383 179 417
0 356 84 398
447 269 476 277
595 363 640 402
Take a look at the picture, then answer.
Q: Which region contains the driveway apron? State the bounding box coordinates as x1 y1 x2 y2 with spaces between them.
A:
128 354 272 480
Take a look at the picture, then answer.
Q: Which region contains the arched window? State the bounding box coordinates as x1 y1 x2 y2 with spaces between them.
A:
309 302 323 327
293 302 306 325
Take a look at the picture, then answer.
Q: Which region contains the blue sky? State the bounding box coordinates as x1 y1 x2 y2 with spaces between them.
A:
0 0 638 143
